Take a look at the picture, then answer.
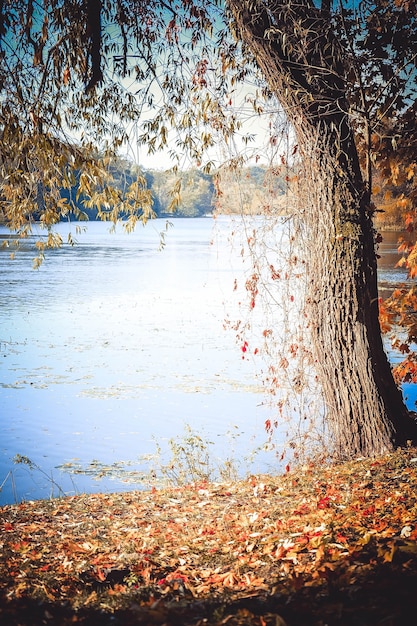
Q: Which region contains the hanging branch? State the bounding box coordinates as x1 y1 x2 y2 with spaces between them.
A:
85 0 103 91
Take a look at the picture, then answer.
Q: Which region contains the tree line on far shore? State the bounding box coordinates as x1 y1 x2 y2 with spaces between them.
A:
59 160 290 220
61 158 406 228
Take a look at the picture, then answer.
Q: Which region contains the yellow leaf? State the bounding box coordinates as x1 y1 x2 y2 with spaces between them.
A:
377 541 396 563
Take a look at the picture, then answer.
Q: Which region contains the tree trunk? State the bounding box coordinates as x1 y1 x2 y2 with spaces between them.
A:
228 0 417 458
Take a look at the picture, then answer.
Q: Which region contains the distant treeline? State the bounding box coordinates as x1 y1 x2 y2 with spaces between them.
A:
65 160 401 225
63 160 291 220
6 156 400 224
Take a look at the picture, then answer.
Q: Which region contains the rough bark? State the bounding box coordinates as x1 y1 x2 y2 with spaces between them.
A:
228 0 417 458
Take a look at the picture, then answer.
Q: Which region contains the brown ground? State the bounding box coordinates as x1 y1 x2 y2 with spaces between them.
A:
1 447 417 625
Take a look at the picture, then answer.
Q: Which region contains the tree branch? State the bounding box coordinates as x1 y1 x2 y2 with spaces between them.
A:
86 0 103 91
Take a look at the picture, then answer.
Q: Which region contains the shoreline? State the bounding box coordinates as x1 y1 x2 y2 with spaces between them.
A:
1 447 417 625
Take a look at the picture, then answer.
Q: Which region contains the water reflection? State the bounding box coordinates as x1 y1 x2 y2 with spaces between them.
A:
377 230 412 295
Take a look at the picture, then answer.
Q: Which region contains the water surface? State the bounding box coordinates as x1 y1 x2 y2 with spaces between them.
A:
0 219 414 504
1 218 277 503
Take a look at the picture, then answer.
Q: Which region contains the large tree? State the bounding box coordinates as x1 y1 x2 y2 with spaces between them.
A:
228 0 417 457
1 0 417 458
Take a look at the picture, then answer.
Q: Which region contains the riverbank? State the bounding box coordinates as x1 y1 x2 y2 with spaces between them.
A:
1 447 417 625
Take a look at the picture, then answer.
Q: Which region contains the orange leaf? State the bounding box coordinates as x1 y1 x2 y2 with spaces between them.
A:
63 67 71 85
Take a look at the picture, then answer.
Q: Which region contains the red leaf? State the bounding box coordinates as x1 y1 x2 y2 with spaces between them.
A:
317 496 331 509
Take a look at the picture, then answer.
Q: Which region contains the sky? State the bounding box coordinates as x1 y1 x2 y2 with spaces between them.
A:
101 2 292 172
124 100 289 172
2 0 294 174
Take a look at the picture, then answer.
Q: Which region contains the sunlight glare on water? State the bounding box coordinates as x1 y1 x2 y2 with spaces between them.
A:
0 217 283 504
0 218 414 504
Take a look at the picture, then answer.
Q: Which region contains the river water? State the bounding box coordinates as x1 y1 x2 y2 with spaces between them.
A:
0 218 414 504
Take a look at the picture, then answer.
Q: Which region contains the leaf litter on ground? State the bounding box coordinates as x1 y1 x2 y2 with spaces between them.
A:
1 447 417 625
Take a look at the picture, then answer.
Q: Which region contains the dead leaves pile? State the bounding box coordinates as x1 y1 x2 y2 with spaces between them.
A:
1 448 417 625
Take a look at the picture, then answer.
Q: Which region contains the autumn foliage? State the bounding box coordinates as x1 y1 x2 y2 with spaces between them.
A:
1 447 417 624
376 151 417 383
